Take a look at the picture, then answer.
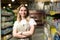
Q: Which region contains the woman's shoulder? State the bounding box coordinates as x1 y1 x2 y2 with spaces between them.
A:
29 18 35 21
27 16 34 20
29 18 37 25
14 21 19 24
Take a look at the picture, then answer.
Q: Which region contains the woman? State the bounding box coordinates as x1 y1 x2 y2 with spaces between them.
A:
13 4 37 40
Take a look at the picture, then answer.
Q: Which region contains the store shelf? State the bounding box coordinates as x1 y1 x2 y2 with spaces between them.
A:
1 9 14 40
2 17 14 22
1 27 12 36
1 14 13 17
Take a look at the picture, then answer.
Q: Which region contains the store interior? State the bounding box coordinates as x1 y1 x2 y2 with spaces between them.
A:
1 0 60 40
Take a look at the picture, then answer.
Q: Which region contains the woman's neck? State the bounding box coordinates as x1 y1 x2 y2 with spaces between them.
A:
21 17 25 20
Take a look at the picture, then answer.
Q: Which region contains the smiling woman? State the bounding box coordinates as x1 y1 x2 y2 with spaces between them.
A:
12 4 37 40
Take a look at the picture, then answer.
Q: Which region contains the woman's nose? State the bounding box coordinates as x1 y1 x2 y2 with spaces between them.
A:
22 11 25 13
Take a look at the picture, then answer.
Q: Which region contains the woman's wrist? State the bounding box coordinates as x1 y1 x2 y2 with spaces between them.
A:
21 32 22 35
18 32 23 35
21 32 23 35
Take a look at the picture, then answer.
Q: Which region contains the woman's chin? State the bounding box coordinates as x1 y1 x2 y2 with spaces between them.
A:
21 16 25 17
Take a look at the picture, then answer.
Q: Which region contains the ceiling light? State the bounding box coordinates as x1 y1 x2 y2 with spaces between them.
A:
3 6 5 9
12 0 15 2
8 4 11 7
25 4 28 6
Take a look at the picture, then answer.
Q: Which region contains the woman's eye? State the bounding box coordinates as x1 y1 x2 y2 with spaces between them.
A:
24 9 27 11
21 10 23 11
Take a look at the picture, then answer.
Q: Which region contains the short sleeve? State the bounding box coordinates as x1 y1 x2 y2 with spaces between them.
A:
29 18 37 25
13 21 18 30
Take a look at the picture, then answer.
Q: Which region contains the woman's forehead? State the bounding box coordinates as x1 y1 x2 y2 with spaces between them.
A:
20 7 27 10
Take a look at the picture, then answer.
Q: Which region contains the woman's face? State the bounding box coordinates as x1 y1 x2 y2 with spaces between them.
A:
19 7 27 17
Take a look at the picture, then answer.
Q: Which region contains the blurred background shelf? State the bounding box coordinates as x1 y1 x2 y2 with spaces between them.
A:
1 27 12 36
1 8 14 40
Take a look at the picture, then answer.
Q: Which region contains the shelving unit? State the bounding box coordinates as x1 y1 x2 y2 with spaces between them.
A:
1 9 14 40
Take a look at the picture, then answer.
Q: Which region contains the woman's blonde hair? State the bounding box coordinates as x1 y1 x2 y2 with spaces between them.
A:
17 4 29 22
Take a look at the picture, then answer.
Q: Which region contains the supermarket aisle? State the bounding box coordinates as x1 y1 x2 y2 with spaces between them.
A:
32 27 44 40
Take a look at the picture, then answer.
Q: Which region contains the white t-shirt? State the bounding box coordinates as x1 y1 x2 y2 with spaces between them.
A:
13 18 37 29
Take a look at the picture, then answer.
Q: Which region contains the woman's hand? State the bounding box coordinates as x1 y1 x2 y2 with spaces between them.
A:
13 32 27 39
18 32 22 35
22 25 35 37
13 29 27 38
17 32 27 38
22 31 32 36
